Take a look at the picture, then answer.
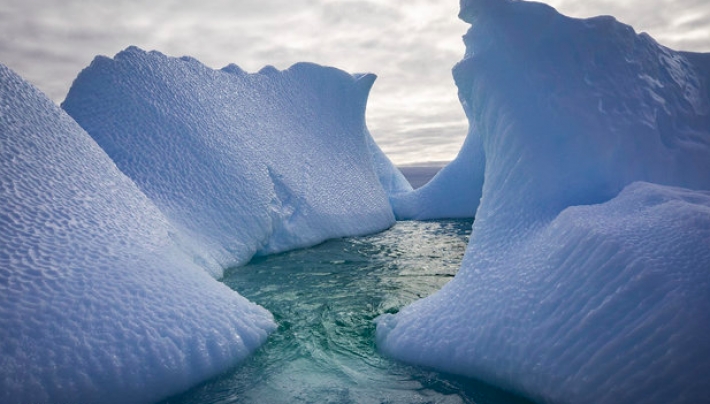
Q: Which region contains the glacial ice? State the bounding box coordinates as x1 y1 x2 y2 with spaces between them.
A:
377 1 710 403
62 48 409 277
0 64 275 404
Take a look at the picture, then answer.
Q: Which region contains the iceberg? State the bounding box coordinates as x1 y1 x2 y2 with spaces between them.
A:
0 64 275 404
377 0 710 403
62 47 411 277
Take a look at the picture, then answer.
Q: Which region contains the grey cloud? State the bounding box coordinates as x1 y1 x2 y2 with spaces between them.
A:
549 0 710 51
673 14 708 31
319 1 401 26
0 0 707 164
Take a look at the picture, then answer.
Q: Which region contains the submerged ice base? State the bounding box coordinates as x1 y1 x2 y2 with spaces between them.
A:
377 1 710 403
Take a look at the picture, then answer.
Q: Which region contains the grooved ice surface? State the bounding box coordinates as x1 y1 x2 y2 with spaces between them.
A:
62 48 407 277
0 64 275 404
377 1 710 403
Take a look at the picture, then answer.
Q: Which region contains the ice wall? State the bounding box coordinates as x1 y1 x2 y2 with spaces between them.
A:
391 125 483 219
62 47 408 276
377 1 710 403
0 64 275 404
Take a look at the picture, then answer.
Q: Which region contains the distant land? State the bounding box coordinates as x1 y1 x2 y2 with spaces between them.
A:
398 161 448 189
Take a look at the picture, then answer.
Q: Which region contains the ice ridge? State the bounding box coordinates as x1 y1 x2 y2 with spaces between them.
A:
62 47 410 277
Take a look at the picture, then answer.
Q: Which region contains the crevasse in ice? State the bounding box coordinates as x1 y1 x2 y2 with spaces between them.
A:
377 1 710 403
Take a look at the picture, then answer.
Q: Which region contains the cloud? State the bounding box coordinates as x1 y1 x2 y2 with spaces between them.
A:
547 0 710 51
0 0 707 164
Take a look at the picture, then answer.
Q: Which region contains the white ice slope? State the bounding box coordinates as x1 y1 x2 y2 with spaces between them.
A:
62 48 411 277
0 64 275 404
391 126 483 219
377 1 710 403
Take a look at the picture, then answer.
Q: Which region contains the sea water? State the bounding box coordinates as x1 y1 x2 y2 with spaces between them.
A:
161 220 531 404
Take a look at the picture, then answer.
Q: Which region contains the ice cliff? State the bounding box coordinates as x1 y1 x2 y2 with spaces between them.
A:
0 64 275 404
62 47 411 277
377 0 710 403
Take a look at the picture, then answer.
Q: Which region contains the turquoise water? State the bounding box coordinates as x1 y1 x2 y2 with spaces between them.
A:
162 220 532 404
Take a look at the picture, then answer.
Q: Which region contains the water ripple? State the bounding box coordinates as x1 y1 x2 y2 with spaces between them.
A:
162 220 534 404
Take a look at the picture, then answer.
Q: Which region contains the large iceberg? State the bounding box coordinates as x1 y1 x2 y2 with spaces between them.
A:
62 47 411 276
377 0 710 403
0 64 275 404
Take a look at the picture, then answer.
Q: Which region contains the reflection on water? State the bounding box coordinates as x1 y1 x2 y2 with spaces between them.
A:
161 220 533 404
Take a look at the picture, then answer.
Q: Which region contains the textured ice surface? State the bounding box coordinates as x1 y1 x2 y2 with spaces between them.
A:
62 48 406 276
377 1 710 403
379 182 710 403
0 64 275 404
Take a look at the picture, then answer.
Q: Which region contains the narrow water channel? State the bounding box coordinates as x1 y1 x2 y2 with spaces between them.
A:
162 220 532 404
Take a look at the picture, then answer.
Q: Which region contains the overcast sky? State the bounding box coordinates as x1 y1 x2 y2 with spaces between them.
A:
1 0 708 164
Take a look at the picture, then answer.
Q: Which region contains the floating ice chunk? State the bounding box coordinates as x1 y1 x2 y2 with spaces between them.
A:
62 47 401 276
0 64 275 404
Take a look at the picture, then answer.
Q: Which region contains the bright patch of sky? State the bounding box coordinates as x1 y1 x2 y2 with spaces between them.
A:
0 0 707 165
